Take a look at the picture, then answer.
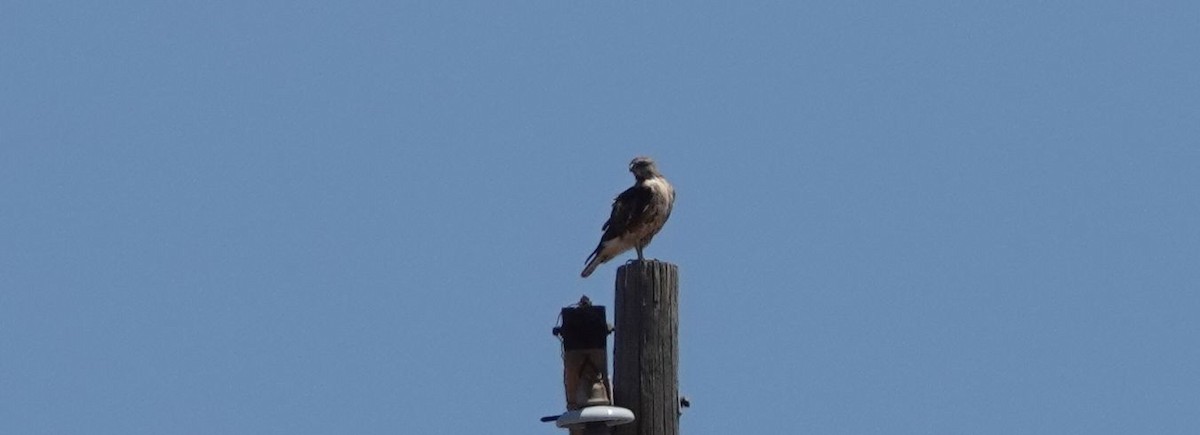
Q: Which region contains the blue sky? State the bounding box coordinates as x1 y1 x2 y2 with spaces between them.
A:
3 1 1198 434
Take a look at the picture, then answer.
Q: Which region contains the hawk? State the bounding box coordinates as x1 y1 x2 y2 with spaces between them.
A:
581 157 675 278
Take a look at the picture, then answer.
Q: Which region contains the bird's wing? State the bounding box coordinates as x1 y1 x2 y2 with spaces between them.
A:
600 184 653 242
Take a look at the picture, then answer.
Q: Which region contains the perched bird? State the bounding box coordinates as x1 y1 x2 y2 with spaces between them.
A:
581 157 675 278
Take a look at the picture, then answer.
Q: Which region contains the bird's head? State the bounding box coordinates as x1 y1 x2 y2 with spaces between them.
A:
629 156 660 180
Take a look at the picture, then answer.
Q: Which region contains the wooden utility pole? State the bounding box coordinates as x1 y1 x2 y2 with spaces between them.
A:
613 260 680 435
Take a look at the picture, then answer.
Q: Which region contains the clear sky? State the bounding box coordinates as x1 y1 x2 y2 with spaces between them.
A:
3 1 1198 434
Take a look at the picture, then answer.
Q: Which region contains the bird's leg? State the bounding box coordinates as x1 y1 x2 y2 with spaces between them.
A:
635 245 645 261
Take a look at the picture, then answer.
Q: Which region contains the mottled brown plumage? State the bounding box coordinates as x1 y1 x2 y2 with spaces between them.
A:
582 157 675 278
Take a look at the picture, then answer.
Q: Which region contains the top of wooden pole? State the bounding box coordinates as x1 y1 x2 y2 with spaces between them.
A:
615 260 678 284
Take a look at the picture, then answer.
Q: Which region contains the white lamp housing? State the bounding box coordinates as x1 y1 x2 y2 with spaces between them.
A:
555 406 636 428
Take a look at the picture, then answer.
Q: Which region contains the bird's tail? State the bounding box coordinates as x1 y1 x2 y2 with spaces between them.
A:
581 260 602 278
581 246 604 278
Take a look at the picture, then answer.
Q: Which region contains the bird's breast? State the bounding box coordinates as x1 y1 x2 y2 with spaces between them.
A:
642 178 674 209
